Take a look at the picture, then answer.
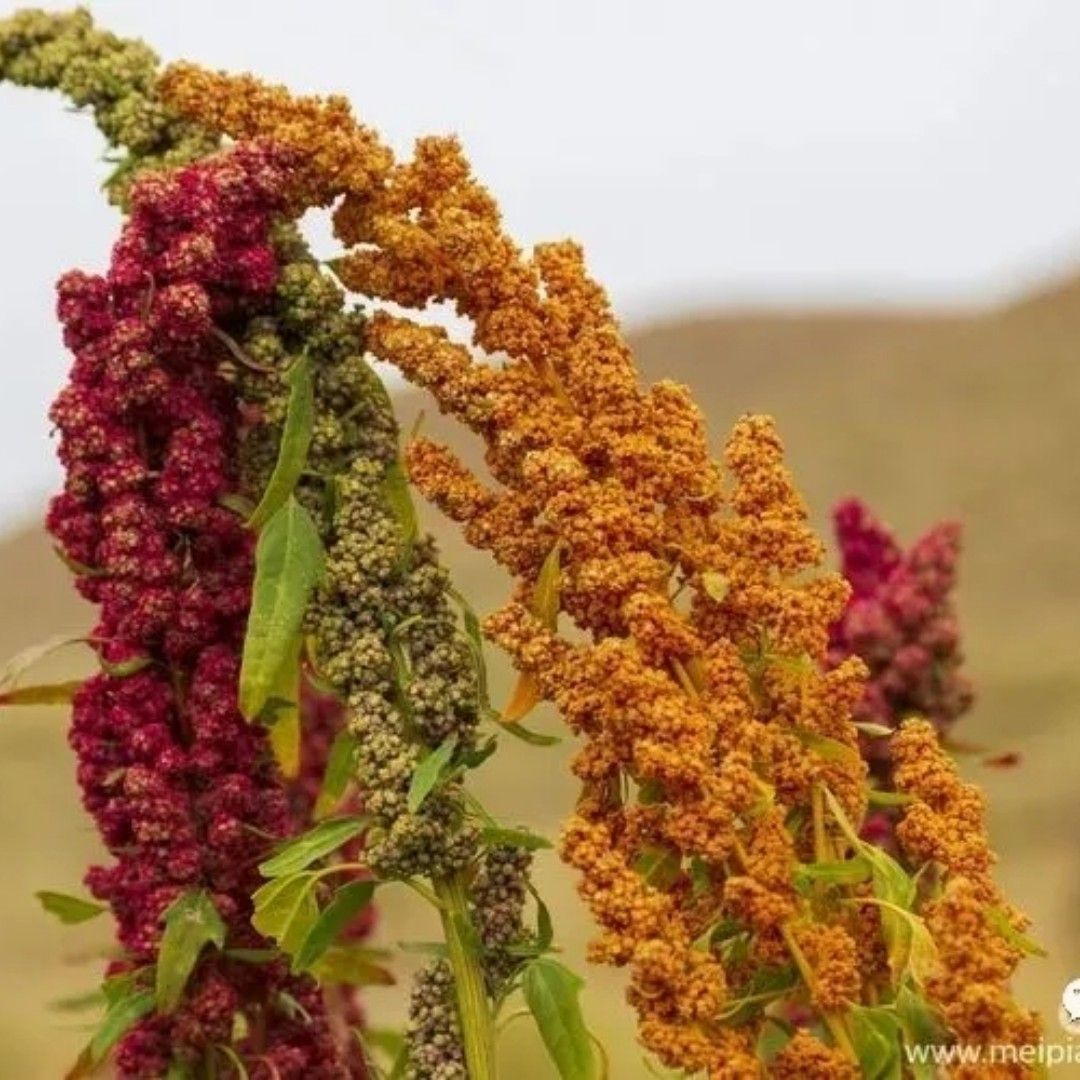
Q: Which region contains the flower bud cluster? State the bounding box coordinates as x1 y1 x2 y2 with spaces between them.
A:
47 145 354 1078
0 8 216 201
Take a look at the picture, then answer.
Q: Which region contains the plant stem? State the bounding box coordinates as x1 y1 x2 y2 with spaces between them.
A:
434 873 497 1080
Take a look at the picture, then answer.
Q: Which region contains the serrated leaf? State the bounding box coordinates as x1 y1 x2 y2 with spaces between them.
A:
315 730 358 820
251 874 318 955
89 989 154 1064
0 679 84 706
985 905 1047 958
35 890 107 925
522 958 597 1080
240 497 325 720
156 890 226 1013
479 825 552 851
265 636 302 779
259 816 368 878
383 460 418 565
248 354 315 530
407 733 458 813
848 1003 902 1080
311 941 395 987
293 880 376 972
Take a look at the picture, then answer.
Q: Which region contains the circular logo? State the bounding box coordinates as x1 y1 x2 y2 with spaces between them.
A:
1060 978 1080 1034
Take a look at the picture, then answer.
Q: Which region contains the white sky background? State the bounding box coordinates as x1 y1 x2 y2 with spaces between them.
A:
1 0 1080 519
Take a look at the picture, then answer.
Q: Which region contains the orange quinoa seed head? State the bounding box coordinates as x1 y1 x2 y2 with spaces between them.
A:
158 62 1042 1074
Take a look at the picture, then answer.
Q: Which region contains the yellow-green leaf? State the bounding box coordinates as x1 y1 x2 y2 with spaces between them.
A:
700 571 728 603
239 497 325 721
522 958 598 1080
314 731 358 820
156 890 226 1013
251 874 318 955
89 989 154 1065
848 1004 901 1080
259 816 368 878
35 890 107 925
292 880 376 972
266 637 302 779
311 941 394 987
986 905 1048 958
1 680 84 706
248 354 314 530
407 734 459 813
382 460 418 565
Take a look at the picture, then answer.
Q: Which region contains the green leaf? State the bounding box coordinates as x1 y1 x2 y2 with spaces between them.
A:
866 789 915 808
792 726 861 767
793 856 872 893
382 460 418 564
248 354 315 530
314 731 358 820
311 941 396 987
985 905 1048 958
528 880 555 953
293 880 376 971
449 586 490 711
756 1016 793 1064
156 890 226 1013
35 890 107 925
856 898 938 987
522 958 597 1080
632 845 683 889
259 816 368 878
407 733 459 813
894 983 945 1080
848 1003 902 1080
265 636 302 779
89 989 154 1064
224 948 278 964
251 874 319 955
500 718 561 747
98 655 152 678
0 680 84 706
239 497 325 720
49 988 108 1013
717 965 798 1025
479 825 553 851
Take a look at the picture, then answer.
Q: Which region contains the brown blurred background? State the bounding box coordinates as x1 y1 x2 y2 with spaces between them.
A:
1 284 1077 1076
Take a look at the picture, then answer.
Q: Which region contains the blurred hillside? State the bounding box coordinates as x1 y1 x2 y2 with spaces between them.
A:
1 279 1077 1076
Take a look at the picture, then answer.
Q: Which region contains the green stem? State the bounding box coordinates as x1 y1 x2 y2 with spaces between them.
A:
434 874 497 1080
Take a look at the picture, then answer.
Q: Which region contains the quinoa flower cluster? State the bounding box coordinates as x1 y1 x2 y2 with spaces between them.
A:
151 64 1042 1076
48 145 357 1077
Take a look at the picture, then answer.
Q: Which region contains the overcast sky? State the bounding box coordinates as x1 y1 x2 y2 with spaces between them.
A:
3 0 1080 517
